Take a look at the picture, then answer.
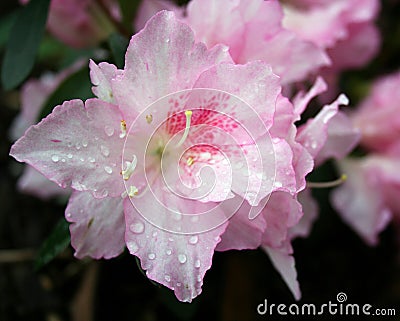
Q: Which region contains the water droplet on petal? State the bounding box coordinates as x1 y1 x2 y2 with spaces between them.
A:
61 158 66 163
274 181 283 188
88 157 96 163
152 231 158 238
197 275 202 282
311 141 317 149
100 145 110 157
165 275 171 282
130 221 144 234
104 166 113 174
178 254 187 264
148 253 156 260
104 125 114 137
127 241 139 253
166 249 172 255
189 235 198 245
67 153 73 159
51 155 59 162
195 259 201 268
82 139 88 147
66 212 72 219
75 142 81 150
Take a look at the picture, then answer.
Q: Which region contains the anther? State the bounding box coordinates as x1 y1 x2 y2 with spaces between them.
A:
307 174 347 189
128 186 139 197
187 156 194 166
176 110 193 147
120 120 127 138
121 155 137 180
146 114 153 124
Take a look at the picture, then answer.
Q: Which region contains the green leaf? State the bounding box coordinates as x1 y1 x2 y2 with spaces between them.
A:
35 218 70 270
0 11 17 49
39 65 93 120
108 33 129 69
1 0 50 90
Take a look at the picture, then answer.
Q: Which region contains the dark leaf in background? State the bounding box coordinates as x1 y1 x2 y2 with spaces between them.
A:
34 217 70 270
1 0 50 90
0 11 16 49
108 33 129 69
39 65 93 120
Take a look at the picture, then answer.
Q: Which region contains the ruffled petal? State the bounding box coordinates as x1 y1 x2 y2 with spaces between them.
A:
10 99 126 198
124 187 228 302
112 11 232 123
66 191 125 259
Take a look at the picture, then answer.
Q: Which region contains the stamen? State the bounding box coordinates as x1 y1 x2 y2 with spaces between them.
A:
120 120 127 138
146 114 153 124
187 156 194 166
307 174 347 189
128 185 139 197
176 110 193 147
121 155 137 180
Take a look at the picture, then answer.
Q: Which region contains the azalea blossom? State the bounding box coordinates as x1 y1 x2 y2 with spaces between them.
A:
10 9 360 302
282 0 380 100
332 71 400 245
136 0 330 85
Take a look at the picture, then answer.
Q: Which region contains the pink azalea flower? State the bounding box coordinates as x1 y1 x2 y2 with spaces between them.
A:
21 0 119 48
9 10 358 302
282 0 380 100
352 71 400 153
135 0 330 84
332 71 400 245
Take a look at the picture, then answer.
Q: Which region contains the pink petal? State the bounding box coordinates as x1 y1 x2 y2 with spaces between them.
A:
292 77 327 116
193 61 281 130
262 191 303 248
216 202 267 251
297 94 349 159
315 111 360 165
10 99 126 198
263 241 301 300
124 192 228 302
289 188 318 239
66 191 125 259
332 158 392 245
17 166 71 200
89 60 122 103
112 11 232 123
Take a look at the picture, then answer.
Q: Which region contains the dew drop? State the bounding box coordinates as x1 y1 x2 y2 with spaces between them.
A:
148 253 156 260
189 235 198 245
82 139 88 147
194 259 201 268
75 142 81 150
166 249 172 255
61 158 66 163
100 145 110 157
178 254 187 264
165 275 171 282
67 153 73 159
104 166 113 174
100 189 108 197
130 221 144 234
165 38 170 43
51 155 59 162
177 282 182 287
197 275 202 282
311 141 317 149
127 241 139 253
67 142 73 148
66 212 72 219
104 125 114 137
152 231 158 238
274 181 283 188
88 157 96 163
